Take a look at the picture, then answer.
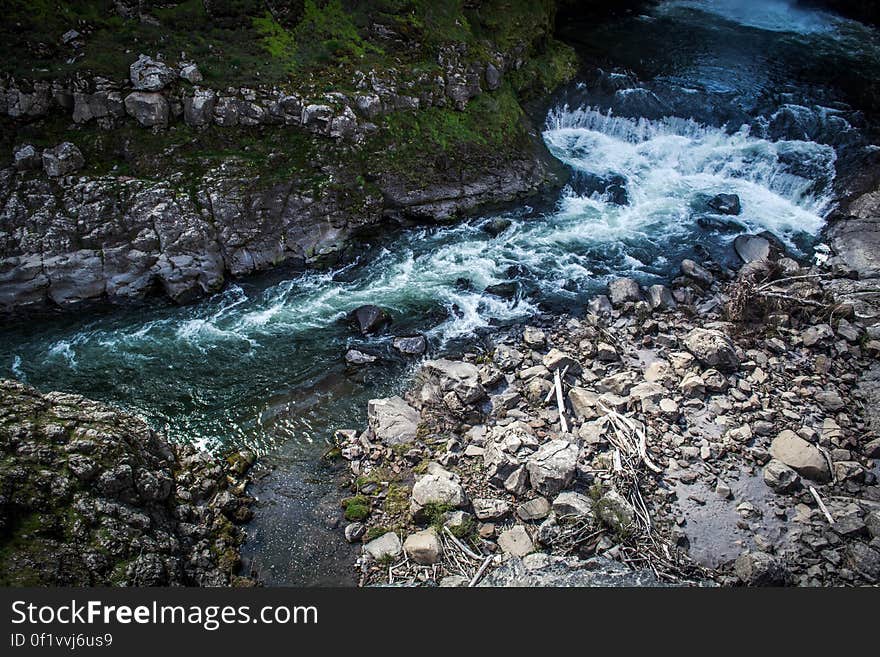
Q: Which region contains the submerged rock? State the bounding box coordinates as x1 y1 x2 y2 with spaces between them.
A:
734 234 771 263
350 305 392 335
392 334 427 355
707 193 742 215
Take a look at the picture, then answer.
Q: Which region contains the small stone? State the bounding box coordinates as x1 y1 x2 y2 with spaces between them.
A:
364 532 402 561
522 326 546 348
344 522 366 542
473 498 511 521
551 491 594 519
13 143 41 170
734 551 789 586
517 497 551 521
403 528 443 565
346 349 377 365
526 440 579 496
763 459 801 493
497 525 535 557
596 342 618 361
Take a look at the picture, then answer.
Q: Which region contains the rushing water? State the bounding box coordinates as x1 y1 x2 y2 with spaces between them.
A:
2 0 879 584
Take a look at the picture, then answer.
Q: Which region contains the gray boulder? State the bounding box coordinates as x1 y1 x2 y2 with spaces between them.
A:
497 525 535 557
763 458 801 493
734 234 770 263
179 62 203 84
184 88 216 126
683 328 739 372
421 359 486 405
608 277 642 305
403 528 442 565
734 551 789 586
367 396 420 445
130 54 176 91
410 470 467 516
392 334 427 356
708 193 741 215
124 91 169 127
526 440 578 496
364 532 402 561
41 142 84 177
769 430 830 482
13 144 41 170
552 491 594 519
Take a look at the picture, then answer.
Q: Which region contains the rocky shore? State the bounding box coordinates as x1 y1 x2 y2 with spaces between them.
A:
0 379 255 586
334 228 880 586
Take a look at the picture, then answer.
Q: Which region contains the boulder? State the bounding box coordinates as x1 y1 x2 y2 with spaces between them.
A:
410 470 467 516
41 142 84 177
497 525 535 557
363 532 402 561
179 62 203 84
683 328 739 372
367 396 420 445
392 334 427 355
403 528 443 565
12 143 41 170
473 498 511 521
568 387 600 420
349 304 391 334
596 490 635 534
493 345 524 371
734 234 770 263
124 91 169 127
587 295 613 316
184 88 216 126
421 359 485 405
769 430 831 482
482 217 512 236
130 54 176 91
647 284 676 310
345 349 377 365
680 259 714 286
846 543 880 581
522 326 546 348
608 277 642 305
734 551 789 586
526 440 578 496
763 458 801 493
708 193 742 215
551 491 594 519
517 497 551 521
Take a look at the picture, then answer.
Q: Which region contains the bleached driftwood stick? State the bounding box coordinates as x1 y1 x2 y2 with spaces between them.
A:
468 555 494 588
555 368 569 434
810 486 835 525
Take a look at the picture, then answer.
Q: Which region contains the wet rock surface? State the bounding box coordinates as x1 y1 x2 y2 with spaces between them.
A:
0 380 255 586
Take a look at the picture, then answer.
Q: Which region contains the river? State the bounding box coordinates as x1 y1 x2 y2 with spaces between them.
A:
1 0 878 584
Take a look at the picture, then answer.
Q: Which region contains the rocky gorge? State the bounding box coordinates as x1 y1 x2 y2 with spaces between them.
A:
3 0 880 588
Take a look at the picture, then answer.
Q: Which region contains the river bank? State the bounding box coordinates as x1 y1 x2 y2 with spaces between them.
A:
336 228 880 586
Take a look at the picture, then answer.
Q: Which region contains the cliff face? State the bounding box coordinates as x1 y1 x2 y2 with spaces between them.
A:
0 379 254 586
0 1 580 312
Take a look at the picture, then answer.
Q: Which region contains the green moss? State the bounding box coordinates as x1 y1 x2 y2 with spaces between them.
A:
342 494 371 521
383 483 411 517
364 525 390 542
